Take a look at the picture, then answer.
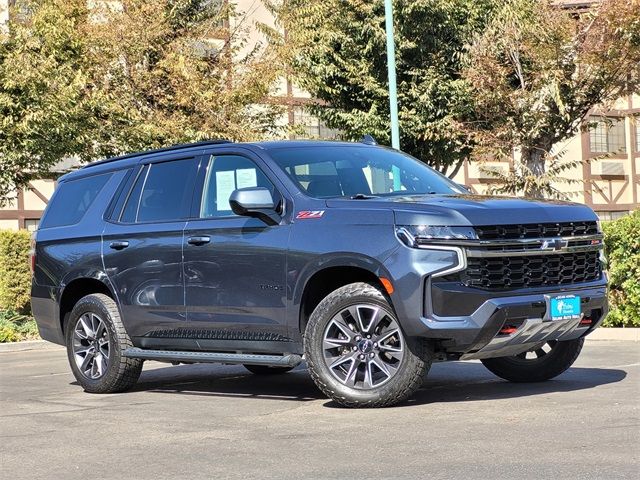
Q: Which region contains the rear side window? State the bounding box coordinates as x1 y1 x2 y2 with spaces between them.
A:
120 158 198 223
40 173 111 228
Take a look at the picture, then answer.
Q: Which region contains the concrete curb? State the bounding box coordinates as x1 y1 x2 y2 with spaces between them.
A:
1 328 638 352
586 328 640 342
0 340 63 353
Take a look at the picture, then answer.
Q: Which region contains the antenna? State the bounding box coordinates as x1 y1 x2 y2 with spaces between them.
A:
360 135 378 146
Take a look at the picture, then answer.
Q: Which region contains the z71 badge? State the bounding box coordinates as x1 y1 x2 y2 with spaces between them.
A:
296 210 325 219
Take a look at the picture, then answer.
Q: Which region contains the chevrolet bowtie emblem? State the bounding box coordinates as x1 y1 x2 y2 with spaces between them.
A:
541 238 568 250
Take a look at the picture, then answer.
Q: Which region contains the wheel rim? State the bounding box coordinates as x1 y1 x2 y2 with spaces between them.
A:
513 340 558 362
72 313 110 380
322 304 405 390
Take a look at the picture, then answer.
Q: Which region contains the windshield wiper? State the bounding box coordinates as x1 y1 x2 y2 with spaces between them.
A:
350 193 378 199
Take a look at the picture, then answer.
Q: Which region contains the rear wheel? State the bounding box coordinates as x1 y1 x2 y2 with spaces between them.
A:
243 364 294 375
481 338 584 383
305 282 431 408
65 294 143 393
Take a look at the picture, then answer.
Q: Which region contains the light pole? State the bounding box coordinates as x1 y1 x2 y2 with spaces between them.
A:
384 0 401 190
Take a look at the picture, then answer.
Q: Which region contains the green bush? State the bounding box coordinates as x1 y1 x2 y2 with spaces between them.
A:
0 310 39 342
602 210 640 327
0 229 32 314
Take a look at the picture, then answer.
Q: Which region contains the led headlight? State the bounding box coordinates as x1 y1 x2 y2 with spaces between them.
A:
396 225 478 247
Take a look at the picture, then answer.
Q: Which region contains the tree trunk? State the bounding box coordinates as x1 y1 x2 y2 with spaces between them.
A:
521 143 550 199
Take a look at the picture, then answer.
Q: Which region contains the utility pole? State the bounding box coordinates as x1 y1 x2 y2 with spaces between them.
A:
384 0 400 150
384 0 402 190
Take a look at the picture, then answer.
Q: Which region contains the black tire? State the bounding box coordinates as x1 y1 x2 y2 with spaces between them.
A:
243 364 294 375
481 338 584 383
65 293 143 393
304 282 431 408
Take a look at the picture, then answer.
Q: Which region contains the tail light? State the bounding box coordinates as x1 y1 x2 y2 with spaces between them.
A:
29 232 36 276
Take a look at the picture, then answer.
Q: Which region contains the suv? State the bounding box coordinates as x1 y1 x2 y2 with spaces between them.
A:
31 140 608 407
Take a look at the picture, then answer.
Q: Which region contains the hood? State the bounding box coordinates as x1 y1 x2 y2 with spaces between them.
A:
324 194 598 226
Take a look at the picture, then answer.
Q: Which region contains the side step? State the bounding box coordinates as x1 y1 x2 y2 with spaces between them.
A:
123 347 302 367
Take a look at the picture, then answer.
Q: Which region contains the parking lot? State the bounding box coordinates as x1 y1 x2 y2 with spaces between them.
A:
1 340 638 480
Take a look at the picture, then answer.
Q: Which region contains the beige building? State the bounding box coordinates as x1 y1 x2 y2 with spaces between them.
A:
0 0 637 230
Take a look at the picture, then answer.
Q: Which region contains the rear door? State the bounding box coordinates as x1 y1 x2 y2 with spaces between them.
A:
102 154 202 345
182 149 292 353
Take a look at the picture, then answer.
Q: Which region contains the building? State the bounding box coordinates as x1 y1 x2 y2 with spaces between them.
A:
0 0 637 230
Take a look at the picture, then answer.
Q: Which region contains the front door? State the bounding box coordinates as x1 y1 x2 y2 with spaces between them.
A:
182 152 291 353
102 155 201 345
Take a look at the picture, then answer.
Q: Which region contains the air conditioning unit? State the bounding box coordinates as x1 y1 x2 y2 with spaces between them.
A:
600 161 625 176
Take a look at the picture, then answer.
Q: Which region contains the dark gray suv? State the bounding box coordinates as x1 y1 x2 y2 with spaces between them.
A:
31 139 608 407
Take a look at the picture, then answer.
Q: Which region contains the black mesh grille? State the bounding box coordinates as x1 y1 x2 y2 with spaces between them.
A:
474 221 598 240
462 251 602 290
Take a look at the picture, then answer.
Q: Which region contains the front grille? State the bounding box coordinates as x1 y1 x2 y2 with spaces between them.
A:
474 221 598 240
462 251 601 290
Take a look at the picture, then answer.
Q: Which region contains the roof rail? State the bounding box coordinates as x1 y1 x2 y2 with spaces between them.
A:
82 139 233 169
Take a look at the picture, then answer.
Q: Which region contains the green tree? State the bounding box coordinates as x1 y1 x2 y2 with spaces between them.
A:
0 0 283 203
269 0 494 176
463 0 640 198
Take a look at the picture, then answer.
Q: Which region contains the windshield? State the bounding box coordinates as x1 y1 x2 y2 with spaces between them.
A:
267 146 464 198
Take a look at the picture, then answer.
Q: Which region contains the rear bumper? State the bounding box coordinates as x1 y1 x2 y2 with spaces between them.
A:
410 280 608 358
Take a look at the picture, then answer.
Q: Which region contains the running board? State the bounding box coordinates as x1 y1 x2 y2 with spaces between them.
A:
123 348 302 367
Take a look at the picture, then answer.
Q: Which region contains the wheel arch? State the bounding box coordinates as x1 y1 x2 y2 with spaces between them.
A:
58 274 115 335
296 257 395 335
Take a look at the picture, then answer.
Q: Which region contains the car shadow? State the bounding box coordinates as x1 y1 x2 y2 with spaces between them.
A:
121 360 627 407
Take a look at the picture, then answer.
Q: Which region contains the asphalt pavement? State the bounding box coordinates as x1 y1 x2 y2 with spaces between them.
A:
1 340 638 480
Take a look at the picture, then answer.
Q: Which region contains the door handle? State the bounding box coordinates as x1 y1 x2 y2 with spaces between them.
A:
109 241 129 250
187 236 211 246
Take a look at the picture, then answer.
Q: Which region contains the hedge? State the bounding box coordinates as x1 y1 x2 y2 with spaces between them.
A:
602 210 640 327
0 229 32 314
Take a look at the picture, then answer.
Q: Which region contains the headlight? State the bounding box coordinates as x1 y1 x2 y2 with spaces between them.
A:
396 225 478 247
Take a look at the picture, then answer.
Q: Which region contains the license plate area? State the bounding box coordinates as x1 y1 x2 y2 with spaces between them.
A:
547 294 581 321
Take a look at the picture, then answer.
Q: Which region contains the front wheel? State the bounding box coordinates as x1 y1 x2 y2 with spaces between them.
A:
305 282 431 408
481 338 584 383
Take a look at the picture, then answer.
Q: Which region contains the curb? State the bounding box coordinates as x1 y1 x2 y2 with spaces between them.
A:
586 328 640 342
0 340 63 353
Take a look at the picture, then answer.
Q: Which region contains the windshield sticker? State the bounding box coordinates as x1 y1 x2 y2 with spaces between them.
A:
296 210 325 219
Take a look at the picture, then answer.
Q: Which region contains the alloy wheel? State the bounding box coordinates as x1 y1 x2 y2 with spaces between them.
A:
514 340 558 361
72 313 110 380
322 304 405 389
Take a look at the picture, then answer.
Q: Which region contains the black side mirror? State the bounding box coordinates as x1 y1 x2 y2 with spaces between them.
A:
229 187 280 226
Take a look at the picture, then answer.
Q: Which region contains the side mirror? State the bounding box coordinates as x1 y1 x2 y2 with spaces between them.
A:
457 183 472 193
229 187 280 226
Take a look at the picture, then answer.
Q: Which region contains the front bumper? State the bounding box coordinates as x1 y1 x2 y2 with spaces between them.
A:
416 280 608 358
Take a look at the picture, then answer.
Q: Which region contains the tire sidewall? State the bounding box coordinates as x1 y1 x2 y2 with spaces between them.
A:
305 283 427 406
65 295 125 392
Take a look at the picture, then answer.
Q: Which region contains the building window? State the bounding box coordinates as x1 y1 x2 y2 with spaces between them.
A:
24 219 39 232
292 107 340 140
635 117 640 152
595 211 629 222
589 116 626 154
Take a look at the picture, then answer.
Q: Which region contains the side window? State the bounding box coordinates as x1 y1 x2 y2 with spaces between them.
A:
40 173 111 229
200 155 277 218
120 157 198 223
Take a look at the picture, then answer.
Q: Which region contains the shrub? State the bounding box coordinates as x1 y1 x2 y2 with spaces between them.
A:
0 229 32 314
0 310 39 342
602 210 640 327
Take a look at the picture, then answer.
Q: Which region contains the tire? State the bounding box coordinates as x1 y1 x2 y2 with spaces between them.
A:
481 338 584 383
243 364 294 375
304 282 431 408
65 293 143 393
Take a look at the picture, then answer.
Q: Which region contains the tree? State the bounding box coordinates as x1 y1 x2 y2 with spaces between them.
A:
462 0 640 198
269 0 494 176
0 0 283 203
